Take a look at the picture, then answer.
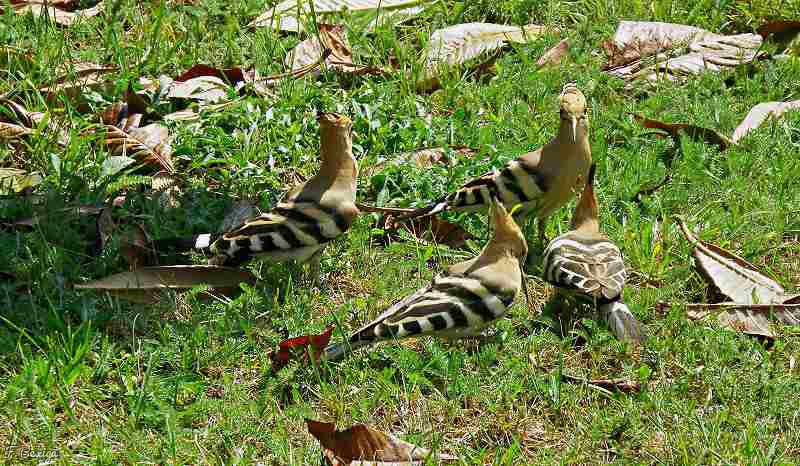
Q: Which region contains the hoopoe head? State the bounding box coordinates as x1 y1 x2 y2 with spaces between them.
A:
559 82 588 143
317 112 357 183
570 163 600 232
489 200 528 262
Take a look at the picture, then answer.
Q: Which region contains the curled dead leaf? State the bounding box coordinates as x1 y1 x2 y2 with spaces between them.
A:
272 326 334 368
731 100 800 143
12 0 104 26
633 114 732 151
306 419 456 465
103 123 175 173
74 265 256 303
537 38 570 67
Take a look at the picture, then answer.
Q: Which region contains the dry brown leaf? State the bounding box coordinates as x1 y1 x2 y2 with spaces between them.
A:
103 123 175 173
731 100 800 143
12 0 104 26
537 38 570 67
561 373 641 393
678 220 788 305
39 62 118 107
0 122 32 141
757 20 800 41
167 76 230 103
74 265 256 303
603 21 762 82
286 24 387 77
363 146 477 177
307 420 456 465
383 210 473 249
420 23 547 90
0 168 42 194
248 0 423 32
633 114 732 151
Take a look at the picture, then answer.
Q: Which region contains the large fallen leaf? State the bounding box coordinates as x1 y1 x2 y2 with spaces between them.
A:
248 0 423 32
0 168 42 194
536 38 570 67
12 0 104 26
420 23 546 89
677 219 799 338
757 20 800 42
360 204 474 249
272 326 334 368
678 220 789 305
364 5 424 33
603 21 762 82
103 123 175 173
731 100 800 143
0 122 32 141
363 145 477 178
286 24 353 75
307 420 456 465
74 265 256 303
633 114 732 151
39 62 118 107
167 76 230 103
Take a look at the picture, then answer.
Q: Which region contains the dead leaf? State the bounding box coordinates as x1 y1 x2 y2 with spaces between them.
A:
363 146 477 177
102 123 175 173
39 62 118 107
678 219 789 305
0 168 42 194
757 20 800 41
420 23 547 90
167 76 230 103
731 100 800 143
0 122 32 141
379 207 473 249
537 38 570 67
603 21 762 82
74 265 256 303
633 114 732 151
364 5 425 33
249 0 423 32
286 24 387 77
306 419 456 464
272 326 334 368
96 208 153 269
12 0 104 26
561 373 641 393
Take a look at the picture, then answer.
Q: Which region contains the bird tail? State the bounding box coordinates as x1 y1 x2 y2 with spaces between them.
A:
320 338 372 361
151 233 216 254
395 195 450 221
599 301 645 344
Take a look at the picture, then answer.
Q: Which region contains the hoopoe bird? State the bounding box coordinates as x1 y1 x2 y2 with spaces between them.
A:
398 83 592 245
154 112 359 281
322 199 527 360
541 164 644 344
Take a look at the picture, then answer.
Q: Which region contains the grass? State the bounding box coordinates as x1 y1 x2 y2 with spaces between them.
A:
1 0 800 463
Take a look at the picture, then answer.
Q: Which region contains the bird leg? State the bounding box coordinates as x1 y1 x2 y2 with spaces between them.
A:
305 247 325 287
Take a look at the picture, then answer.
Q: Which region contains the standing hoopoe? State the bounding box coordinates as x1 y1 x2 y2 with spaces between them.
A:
154 112 359 282
398 83 592 245
322 199 528 360
541 164 644 344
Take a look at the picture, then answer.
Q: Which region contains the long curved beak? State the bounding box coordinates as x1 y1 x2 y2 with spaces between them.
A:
571 115 577 143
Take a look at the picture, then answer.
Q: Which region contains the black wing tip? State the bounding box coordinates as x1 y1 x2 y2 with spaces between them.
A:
587 163 597 187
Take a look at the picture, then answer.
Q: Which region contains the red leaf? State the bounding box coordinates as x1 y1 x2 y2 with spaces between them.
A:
174 64 246 85
272 326 334 368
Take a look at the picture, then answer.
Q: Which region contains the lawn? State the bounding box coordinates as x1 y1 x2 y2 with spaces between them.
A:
1 0 800 464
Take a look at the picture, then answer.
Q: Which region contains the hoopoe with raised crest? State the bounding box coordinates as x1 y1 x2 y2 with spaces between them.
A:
322 199 527 360
542 164 644 344
154 112 359 282
398 83 592 245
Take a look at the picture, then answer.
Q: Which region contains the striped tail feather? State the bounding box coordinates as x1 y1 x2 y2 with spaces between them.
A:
152 233 216 254
600 301 645 344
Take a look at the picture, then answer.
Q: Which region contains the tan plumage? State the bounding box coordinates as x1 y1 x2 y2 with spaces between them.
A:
399 83 593 244
322 199 527 360
154 113 359 281
542 165 644 344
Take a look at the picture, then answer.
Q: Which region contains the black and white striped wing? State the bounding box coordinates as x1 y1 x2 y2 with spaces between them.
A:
209 200 353 262
542 235 626 302
447 159 548 212
351 272 517 343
